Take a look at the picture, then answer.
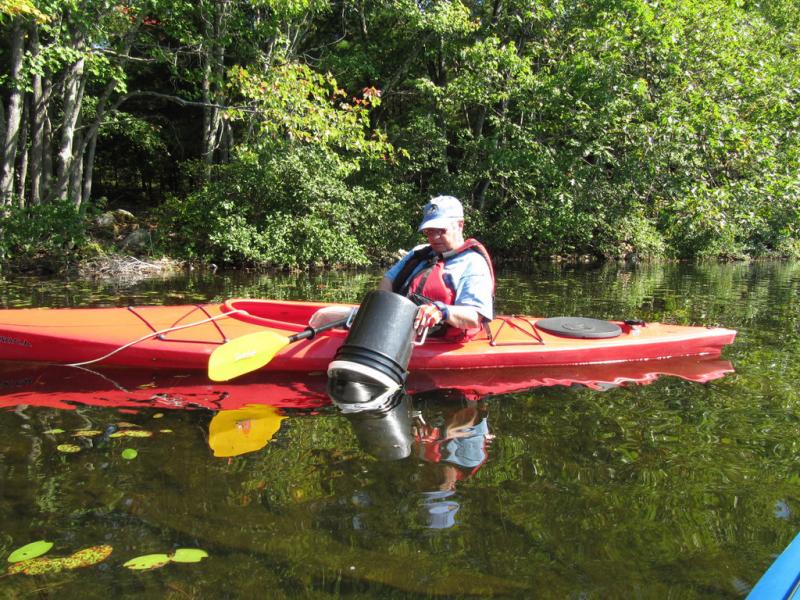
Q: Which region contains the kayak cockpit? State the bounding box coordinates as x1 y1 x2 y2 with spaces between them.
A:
221 298 348 331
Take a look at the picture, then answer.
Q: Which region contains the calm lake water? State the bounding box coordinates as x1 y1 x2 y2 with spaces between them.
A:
0 261 798 598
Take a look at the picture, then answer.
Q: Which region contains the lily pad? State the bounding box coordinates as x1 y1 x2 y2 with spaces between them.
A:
7 556 65 575
159 429 173 434
56 444 82 453
8 540 53 563
73 430 103 437
61 545 113 569
43 428 65 435
121 448 138 460
153 413 164 419
109 430 152 438
123 553 171 570
170 548 208 563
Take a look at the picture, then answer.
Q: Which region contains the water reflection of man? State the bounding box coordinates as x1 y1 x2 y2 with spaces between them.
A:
412 400 492 529
328 380 494 530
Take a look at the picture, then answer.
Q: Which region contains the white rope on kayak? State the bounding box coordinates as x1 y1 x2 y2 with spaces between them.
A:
66 309 248 368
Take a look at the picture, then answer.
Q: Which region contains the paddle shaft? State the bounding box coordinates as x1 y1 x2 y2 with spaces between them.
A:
288 316 351 343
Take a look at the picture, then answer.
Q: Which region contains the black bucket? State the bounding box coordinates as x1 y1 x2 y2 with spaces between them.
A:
327 290 418 388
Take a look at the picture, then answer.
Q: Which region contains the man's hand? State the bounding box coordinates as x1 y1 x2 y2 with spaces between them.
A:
414 303 444 334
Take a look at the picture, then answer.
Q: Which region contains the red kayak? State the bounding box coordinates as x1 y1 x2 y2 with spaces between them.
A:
0 298 736 372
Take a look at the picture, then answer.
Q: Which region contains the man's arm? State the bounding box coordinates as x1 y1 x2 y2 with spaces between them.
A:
378 276 394 292
440 304 481 329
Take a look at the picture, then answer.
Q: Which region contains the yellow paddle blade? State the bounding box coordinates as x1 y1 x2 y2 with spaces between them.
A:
208 331 290 382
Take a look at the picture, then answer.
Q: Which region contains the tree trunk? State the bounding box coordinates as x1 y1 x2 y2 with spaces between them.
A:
70 129 84 208
55 52 86 202
16 94 29 206
41 77 53 202
0 93 5 164
45 15 141 206
28 25 48 206
202 0 229 165
81 128 98 212
0 21 27 207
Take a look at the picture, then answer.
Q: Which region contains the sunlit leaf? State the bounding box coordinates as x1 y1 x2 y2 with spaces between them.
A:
121 448 138 460
7 556 66 575
8 545 113 575
61 545 113 569
73 430 103 437
109 430 152 438
170 548 208 563
8 540 53 563
43 428 65 435
153 413 164 419
57 444 82 453
123 553 171 570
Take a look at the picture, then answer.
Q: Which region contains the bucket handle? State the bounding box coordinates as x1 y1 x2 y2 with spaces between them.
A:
412 326 430 346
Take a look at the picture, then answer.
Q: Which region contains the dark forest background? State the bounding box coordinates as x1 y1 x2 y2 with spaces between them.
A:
1 0 798 270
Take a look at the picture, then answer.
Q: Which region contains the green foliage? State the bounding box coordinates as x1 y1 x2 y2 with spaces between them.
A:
158 148 409 268
0 203 89 270
0 0 47 21
314 0 800 262
158 60 407 268
3 0 800 269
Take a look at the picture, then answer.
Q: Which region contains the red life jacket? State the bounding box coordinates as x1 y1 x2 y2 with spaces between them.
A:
392 239 495 341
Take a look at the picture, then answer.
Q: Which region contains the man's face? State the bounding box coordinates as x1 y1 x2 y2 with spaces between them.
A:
422 220 463 253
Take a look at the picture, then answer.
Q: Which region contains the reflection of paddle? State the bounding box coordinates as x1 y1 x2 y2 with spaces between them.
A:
208 317 350 382
208 405 287 457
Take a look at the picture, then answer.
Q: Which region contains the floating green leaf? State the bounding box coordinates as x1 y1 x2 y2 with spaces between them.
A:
170 548 208 563
123 553 171 570
159 429 173 433
61 545 113 569
153 413 164 419
121 448 138 460
7 557 65 575
56 444 82 453
43 428 65 435
73 430 103 437
109 430 152 438
8 540 53 563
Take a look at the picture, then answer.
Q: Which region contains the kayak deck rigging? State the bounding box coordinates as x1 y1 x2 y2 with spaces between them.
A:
487 316 545 346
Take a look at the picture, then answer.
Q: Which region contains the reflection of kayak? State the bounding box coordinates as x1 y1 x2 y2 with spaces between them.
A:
747 530 800 599
0 355 734 411
0 299 735 371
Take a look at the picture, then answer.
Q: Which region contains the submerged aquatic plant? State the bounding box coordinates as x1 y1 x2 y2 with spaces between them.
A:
7 545 113 576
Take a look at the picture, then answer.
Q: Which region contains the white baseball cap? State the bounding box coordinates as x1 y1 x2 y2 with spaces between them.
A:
418 195 464 231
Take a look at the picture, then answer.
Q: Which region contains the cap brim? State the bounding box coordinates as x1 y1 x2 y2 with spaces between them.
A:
418 217 457 231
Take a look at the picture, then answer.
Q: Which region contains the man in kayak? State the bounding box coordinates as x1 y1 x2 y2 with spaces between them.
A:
311 195 494 340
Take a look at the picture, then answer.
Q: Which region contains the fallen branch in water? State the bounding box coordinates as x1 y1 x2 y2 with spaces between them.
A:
77 254 185 280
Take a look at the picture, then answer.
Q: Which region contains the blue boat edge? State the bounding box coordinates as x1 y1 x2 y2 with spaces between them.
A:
748 531 800 599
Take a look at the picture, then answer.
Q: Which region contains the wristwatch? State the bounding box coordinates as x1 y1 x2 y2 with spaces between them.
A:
433 301 449 321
